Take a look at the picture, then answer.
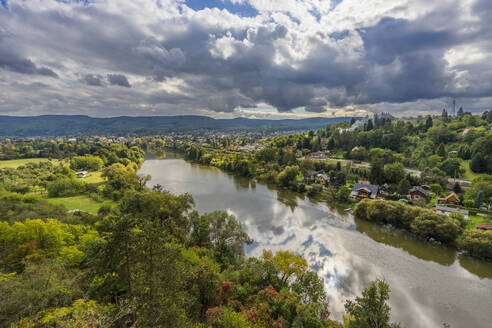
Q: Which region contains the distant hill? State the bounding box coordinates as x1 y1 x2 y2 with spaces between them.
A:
0 115 356 137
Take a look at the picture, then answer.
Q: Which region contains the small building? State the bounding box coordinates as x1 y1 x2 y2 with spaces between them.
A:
67 209 88 215
434 206 469 220
445 192 460 204
316 173 329 185
304 170 318 180
351 183 380 200
310 151 325 159
409 187 429 201
76 171 87 178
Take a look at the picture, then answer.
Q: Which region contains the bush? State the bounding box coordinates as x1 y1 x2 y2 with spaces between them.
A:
354 199 370 221
410 212 462 243
355 200 463 243
429 184 442 195
336 186 351 203
460 230 492 260
70 155 104 172
307 184 323 197
46 178 85 197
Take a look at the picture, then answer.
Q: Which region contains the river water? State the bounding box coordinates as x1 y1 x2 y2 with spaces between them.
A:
139 154 492 328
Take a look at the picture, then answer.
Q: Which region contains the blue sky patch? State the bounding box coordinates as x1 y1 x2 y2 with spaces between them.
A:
185 0 258 17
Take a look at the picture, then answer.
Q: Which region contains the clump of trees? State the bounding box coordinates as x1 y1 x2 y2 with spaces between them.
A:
355 199 462 244
460 230 492 260
70 155 104 171
355 199 492 259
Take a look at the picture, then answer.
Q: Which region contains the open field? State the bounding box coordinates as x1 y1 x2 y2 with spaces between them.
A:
45 195 116 214
80 171 105 183
0 158 64 169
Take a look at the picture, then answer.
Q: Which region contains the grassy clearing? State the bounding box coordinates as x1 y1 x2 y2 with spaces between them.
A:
458 159 478 181
0 158 63 169
80 171 105 183
45 195 116 214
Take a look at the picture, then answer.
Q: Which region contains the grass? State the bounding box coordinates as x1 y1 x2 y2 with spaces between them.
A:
80 171 105 183
466 214 492 230
458 159 478 181
0 158 63 169
45 195 116 214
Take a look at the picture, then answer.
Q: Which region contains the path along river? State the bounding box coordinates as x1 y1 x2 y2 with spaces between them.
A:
139 154 492 328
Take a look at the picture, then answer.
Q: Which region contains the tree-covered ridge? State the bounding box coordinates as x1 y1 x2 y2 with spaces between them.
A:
0 115 353 137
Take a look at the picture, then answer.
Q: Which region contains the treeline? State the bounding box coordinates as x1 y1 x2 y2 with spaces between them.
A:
354 199 492 260
0 115 352 137
0 138 145 163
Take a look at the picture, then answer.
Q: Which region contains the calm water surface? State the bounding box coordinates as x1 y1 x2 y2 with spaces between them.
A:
139 154 492 328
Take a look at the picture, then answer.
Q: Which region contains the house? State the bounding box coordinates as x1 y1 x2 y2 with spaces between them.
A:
434 206 469 220
409 186 429 201
310 151 325 159
445 192 460 204
316 173 329 185
351 183 380 200
304 170 318 180
76 171 87 178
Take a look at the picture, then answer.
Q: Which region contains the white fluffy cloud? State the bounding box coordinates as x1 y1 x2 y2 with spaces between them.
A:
0 0 491 117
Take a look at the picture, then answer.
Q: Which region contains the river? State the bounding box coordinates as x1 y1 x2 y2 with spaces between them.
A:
139 154 492 328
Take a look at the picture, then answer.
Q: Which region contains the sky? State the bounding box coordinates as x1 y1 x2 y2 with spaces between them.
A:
1 0 492 119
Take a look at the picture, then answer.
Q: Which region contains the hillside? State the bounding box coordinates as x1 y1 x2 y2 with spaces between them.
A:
0 115 355 137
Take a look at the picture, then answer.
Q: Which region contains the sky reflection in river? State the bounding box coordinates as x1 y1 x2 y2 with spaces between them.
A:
140 156 492 328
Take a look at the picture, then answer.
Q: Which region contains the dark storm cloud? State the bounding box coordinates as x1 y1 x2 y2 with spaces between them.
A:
107 74 131 87
82 74 104 86
1 0 492 116
0 51 58 78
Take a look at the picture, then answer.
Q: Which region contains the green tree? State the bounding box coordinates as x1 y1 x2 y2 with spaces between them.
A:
277 166 300 189
453 182 461 194
410 212 462 243
397 178 411 195
70 155 104 172
470 153 487 173
439 158 463 177
336 186 351 203
384 162 406 184
201 210 252 266
460 230 492 260
370 159 385 185
437 143 446 157
425 116 433 130
345 279 401 328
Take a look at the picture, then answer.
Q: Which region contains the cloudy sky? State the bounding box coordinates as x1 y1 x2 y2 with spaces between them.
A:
1 0 491 119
